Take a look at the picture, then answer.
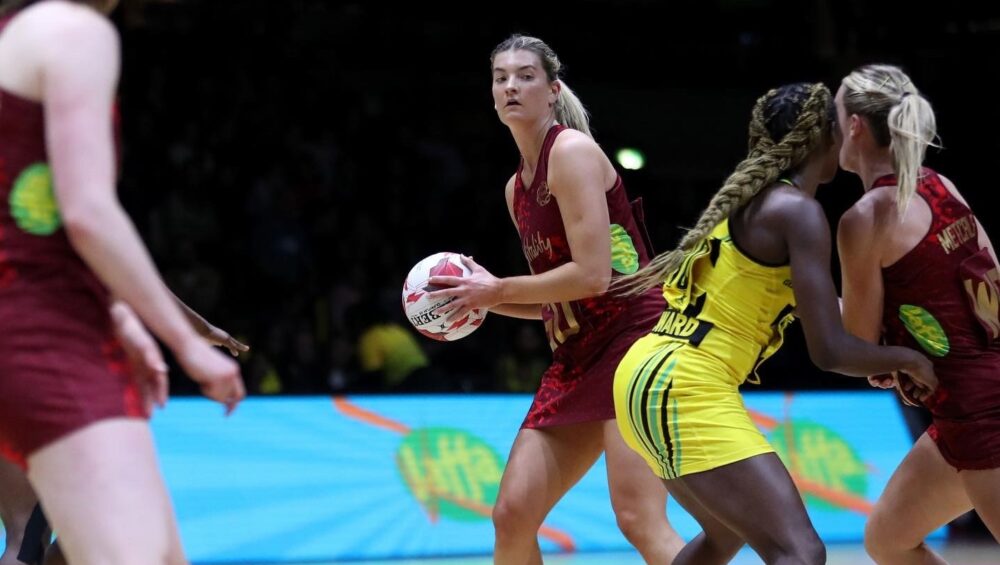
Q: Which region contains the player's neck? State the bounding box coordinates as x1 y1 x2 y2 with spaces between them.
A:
511 118 556 174
858 151 895 193
784 170 820 198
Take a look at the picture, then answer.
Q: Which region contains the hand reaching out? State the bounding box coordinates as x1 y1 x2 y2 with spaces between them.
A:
201 324 250 357
175 338 246 415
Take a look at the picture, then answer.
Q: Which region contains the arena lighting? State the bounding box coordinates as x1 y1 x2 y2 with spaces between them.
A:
615 147 645 170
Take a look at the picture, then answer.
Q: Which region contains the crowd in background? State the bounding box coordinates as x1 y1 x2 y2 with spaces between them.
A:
112 0 1000 396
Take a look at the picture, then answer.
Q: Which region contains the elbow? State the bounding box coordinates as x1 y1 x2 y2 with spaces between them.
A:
807 343 840 373
812 354 839 373
585 270 611 295
60 200 111 244
61 208 99 243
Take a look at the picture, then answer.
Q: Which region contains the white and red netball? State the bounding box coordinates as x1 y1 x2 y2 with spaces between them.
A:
402 252 487 341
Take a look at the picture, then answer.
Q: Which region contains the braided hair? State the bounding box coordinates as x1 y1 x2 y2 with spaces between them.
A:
618 82 835 295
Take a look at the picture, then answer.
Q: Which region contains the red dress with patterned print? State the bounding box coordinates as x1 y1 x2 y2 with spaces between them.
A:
877 168 1000 469
0 13 144 468
515 125 665 428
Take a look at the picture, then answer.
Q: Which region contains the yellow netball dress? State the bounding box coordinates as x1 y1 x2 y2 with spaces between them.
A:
613 219 796 479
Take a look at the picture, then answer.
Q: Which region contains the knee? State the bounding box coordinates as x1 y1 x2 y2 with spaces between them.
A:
865 505 914 562
784 526 825 565
614 505 649 546
864 513 904 562
759 530 825 565
798 534 826 565
492 495 541 541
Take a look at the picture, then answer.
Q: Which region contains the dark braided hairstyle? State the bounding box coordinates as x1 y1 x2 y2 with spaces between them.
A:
618 82 835 295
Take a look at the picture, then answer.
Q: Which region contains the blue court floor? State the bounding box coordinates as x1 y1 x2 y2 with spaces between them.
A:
313 541 1000 564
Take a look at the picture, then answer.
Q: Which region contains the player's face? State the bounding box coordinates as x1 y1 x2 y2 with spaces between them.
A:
491 50 558 126
834 84 858 173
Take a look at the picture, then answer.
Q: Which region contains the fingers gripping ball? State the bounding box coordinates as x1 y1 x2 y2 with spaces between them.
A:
402 252 487 341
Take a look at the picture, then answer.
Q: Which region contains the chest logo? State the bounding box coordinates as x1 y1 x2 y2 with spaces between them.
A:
536 181 552 206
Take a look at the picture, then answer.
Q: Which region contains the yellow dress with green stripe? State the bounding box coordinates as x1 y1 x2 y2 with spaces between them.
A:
613 219 796 479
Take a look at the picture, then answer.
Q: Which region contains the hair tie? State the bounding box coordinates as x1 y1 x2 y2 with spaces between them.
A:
900 91 913 99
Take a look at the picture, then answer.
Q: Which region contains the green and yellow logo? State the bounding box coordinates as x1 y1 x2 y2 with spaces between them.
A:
395 427 503 522
10 163 61 236
610 224 639 275
769 420 868 511
333 397 577 551
899 304 950 357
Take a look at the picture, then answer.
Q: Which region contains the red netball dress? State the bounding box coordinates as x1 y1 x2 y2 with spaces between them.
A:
0 12 144 468
513 125 665 427
878 168 1000 470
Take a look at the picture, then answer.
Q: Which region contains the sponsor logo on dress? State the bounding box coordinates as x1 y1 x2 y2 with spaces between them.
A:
610 224 639 274
522 231 553 262
10 163 61 236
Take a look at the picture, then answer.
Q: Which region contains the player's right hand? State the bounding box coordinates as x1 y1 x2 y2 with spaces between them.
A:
176 338 246 415
898 354 937 406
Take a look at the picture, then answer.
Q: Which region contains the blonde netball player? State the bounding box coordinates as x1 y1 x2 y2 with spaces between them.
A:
836 64 1000 565
427 34 684 564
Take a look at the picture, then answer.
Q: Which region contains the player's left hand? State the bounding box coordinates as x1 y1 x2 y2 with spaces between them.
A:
428 255 501 322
